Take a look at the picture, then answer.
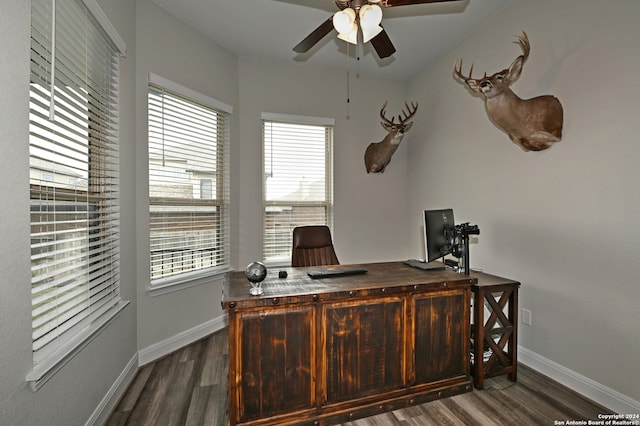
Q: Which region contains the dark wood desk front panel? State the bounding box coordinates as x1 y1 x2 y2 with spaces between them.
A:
322 296 405 405
223 262 476 426
412 290 469 385
237 304 316 422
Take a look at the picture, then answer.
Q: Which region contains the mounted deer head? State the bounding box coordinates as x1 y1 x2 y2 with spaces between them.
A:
364 101 418 173
454 32 563 151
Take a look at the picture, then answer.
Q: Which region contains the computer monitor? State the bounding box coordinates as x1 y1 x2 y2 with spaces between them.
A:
423 209 456 263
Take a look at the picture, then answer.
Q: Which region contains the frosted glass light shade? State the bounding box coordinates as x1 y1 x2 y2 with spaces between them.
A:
362 25 383 43
333 8 356 34
337 27 358 45
359 4 382 30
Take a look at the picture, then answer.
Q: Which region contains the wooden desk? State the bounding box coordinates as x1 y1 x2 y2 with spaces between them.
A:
222 262 476 426
470 272 520 389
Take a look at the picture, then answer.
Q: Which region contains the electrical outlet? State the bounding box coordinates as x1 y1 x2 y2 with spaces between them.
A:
522 308 532 326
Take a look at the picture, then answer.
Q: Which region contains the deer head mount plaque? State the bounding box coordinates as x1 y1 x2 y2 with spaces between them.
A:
454 32 563 152
364 101 418 173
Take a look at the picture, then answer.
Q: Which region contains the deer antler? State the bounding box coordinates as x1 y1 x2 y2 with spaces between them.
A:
380 101 418 127
379 101 395 125
514 31 530 64
397 102 418 124
453 59 474 82
454 31 530 85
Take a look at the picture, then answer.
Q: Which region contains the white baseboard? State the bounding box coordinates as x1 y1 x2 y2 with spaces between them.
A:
138 314 228 366
86 314 228 425
518 346 640 415
85 353 138 426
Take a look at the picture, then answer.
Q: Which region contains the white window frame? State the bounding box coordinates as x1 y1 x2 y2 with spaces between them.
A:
147 74 232 296
27 0 127 390
261 112 335 266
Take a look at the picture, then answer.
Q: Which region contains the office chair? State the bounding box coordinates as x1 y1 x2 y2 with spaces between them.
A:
291 225 340 267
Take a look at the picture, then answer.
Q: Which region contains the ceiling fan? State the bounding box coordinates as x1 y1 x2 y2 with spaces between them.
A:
293 0 463 59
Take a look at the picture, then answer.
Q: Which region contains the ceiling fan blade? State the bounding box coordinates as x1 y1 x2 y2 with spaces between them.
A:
370 28 396 58
293 17 335 53
382 0 462 7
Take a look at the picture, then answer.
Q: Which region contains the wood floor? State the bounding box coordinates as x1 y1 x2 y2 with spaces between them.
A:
105 328 613 426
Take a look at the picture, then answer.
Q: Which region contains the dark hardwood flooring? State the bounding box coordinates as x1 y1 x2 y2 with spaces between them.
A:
105 328 613 426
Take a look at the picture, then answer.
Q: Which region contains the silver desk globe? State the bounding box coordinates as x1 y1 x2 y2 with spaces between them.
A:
245 261 267 296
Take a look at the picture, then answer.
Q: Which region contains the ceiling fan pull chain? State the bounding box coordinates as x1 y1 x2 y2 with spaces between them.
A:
346 42 351 106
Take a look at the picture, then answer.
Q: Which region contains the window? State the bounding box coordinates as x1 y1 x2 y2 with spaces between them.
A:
148 75 231 286
262 113 334 263
28 0 126 386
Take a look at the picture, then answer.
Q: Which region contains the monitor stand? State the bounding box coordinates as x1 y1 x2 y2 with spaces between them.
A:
458 234 470 275
454 223 480 275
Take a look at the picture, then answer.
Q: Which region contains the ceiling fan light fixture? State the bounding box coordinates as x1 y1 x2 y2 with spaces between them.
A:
362 25 383 43
333 8 356 35
337 28 358 45
359 4 383 30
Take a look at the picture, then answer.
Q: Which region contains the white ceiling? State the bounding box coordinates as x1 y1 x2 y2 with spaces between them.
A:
151 0 515 81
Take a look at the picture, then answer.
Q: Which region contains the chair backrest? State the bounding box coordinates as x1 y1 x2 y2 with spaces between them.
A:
291 225 340 267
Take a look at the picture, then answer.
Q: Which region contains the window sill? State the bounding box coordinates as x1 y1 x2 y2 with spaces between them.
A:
26 299 130 391
147 268 230 297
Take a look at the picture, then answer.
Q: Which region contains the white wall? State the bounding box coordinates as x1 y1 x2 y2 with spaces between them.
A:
407 0 640 405
134 0 240 350
237 57 411 267
0 0 138 424
3 0 638 422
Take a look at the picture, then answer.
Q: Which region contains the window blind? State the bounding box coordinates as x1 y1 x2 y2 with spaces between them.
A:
148 81 230 283
262 115 334 262
29 0 121 363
